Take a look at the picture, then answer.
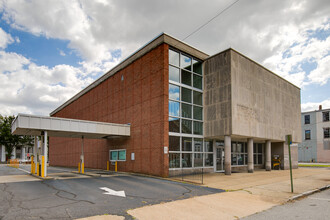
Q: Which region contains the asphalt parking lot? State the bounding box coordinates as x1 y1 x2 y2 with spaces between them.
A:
0 165 223 219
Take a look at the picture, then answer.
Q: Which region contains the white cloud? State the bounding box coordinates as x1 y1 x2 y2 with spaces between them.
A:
0 0 329 116
0 27 14 48
58 49 66 56
301 99 330 112
0 50 94 116
308 55 330 85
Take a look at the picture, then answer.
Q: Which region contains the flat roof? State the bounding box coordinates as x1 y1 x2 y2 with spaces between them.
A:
206 48 301 90
302 108 330 114
51 33 209 115
11 114 130 139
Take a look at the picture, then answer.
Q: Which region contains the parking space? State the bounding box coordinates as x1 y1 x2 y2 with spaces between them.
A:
0 165 223 219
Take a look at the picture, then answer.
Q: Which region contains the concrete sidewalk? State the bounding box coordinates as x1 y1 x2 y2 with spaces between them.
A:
127 168 330 219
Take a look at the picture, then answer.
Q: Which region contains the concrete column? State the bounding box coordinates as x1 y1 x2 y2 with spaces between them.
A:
44 131 48 177
33 136 38 173
80 136 85 173
12 147 16 159
265 140 271 171
248 138 254 173
21 147 26 161
224 135 231 175
1 145 5 162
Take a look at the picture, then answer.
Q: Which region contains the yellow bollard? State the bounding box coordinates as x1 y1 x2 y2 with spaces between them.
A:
41 156 45 177
36 162 40 176
81 163 84 174
115 161 117 172
107 161 109 171
78 163 80 173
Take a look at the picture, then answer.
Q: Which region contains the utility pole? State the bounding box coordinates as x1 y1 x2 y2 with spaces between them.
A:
286 134 293 193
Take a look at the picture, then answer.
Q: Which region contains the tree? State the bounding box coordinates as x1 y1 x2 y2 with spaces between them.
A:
0 115 34 161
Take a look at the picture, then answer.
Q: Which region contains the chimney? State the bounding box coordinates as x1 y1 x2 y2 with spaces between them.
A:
319 105 322 110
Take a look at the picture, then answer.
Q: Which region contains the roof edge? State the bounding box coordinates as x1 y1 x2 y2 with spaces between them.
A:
50 33 209 116
206 48 301 90
301 108 330 114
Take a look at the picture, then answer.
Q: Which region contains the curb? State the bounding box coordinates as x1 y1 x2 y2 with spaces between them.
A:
71 171 101 177
287 185 330 202
30 173 54 180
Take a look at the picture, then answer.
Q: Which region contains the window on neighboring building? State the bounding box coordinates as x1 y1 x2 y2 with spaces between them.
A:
324 128 330 139
323 111 330 122
305 130 311 140
304 115 310 124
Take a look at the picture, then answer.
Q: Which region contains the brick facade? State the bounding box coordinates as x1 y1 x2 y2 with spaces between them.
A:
50 44 169 177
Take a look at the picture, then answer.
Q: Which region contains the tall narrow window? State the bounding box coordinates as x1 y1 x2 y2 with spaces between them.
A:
168 48 203 169
323 112 329 122
305 130 311 140
304 115 310 124
324 128 330 138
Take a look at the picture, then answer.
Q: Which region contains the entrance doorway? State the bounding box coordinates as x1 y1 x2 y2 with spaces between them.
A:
215 140 225 172
216 147 225 172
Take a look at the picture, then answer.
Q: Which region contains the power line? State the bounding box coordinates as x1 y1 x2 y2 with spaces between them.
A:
182 0 240 41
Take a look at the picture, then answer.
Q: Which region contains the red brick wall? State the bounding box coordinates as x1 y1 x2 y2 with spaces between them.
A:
50 44 169 177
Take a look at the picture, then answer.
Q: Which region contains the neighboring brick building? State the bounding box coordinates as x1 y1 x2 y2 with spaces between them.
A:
50 33 301 177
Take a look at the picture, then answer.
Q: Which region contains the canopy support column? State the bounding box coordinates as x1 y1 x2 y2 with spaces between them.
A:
43 131 48 177
80 136 84 173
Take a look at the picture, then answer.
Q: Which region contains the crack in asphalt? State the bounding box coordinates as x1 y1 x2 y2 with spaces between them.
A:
2 183 14 215
41 181 95 205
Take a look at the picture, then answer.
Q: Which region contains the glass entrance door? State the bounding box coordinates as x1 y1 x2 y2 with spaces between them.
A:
216 147 225 172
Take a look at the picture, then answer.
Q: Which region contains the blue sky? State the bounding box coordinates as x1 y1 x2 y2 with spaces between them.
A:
0 0 329 116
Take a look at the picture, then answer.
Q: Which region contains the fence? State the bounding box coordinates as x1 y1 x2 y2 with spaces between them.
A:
170 168 204 184
7 159 19 168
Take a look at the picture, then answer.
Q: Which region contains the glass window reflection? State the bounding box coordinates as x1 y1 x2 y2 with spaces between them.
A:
181 54 191 71
169 101 180 117
194 138 203 152
194 153 203 167
193 91 203 105
169 66 180 82
169 153 180 168
182 137 192 151
181 69 191 86
169 49 179 67
181 119 192 134
193 74 202 89
193 59 202 75
193 106 202 120
182 153 192 167
181 88 192 103
194 121 203 135
169 84 180 101
169 136 180 151
169 117 180 133
181 103 192 118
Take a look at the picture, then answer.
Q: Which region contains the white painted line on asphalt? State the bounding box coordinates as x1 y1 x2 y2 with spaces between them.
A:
99 187 126 197
17 167 30 174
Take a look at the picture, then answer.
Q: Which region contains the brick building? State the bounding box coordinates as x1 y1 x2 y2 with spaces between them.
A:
50 33 301 177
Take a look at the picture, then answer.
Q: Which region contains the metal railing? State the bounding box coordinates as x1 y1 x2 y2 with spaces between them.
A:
170 168 204 184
